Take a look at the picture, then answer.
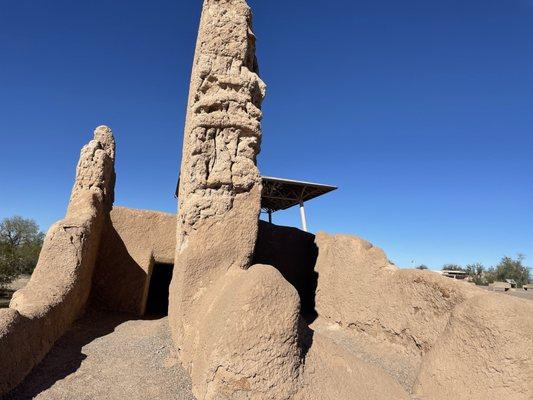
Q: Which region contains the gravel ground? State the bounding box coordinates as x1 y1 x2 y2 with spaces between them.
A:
479 287 533 301
5 311 196 400
502 289 533 301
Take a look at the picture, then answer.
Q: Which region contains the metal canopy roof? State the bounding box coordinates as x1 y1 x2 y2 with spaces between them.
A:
175 175 337 231
175 175 337 213
261 176 337 213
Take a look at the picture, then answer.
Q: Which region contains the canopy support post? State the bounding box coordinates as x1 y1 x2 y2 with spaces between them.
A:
299 200 308 232
268 210 272 224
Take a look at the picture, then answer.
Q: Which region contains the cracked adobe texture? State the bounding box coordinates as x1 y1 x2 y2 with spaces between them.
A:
174 0 265 254
168 1 304 399
169 0 264 360
0 126 115 396
91 207 176 315
309 232 533 399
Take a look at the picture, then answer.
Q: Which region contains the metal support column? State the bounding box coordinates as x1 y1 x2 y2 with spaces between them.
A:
299 200 308 232
268 210 272 224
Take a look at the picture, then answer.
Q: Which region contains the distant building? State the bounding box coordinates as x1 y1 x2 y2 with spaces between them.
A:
441 270 468 280
505 279 517 288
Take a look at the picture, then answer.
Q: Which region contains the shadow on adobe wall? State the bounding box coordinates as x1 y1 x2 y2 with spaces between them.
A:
90 220 148 315
253 220 319 321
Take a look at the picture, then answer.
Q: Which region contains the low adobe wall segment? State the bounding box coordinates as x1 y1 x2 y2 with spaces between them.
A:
0 126 116 396
91 207 176 315
90 211 314 317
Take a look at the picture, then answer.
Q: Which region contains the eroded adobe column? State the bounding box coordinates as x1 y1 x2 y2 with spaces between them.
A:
0 126 116 396
176 0 265 252
170 0 265 354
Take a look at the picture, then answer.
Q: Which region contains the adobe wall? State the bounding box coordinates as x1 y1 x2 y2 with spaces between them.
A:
311 232 533 399
253 220 318 316
168 2 282 396
90 206 176 315
91 213 311 317
0 126 115 396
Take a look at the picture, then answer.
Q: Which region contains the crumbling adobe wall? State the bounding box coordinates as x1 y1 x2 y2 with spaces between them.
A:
413 293 533 400
0 126 115 396
173 0 265 258
168 1 303 398
169 0 264 342
309 232 533 399
91 206 176 315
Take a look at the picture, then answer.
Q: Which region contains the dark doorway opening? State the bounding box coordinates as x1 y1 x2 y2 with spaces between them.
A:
145 263 174 317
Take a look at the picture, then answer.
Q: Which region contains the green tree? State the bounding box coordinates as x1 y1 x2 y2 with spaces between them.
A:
465 262 486 285
484 267 496 285
0 216 44 287
0 257 17 287
442 263 463 271
491 255 530 288
416 264 429 270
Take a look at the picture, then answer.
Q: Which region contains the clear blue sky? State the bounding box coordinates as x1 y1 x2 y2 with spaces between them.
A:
1 0 532 269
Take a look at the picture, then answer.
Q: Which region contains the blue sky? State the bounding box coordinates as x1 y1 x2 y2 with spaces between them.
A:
1 0 532 269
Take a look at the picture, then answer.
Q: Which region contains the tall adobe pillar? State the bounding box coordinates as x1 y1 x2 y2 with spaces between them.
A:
169 0 266 364
176 0 265 252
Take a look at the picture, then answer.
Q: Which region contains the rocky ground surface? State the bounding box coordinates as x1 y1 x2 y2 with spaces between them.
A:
480 287 533 301
502 289 533 301
5 311 195 400
507 290 533 300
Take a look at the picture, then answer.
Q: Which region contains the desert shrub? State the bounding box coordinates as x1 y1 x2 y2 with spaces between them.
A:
442 263 463 271
490 255 530 288
0 216 44 287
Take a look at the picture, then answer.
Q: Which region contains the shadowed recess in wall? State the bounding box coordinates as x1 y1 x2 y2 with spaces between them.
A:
90 219 148 315
252 220 319 320
145 263 174 317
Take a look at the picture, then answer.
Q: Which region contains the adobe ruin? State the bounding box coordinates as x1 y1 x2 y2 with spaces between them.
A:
1 1 532 399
